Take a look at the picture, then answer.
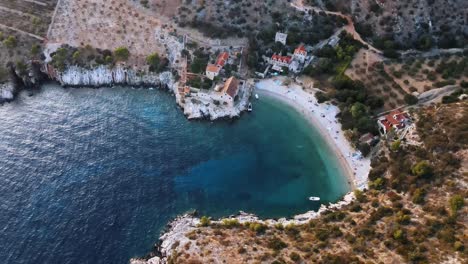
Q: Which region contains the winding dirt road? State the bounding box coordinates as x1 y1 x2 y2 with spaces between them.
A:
291 0 382 54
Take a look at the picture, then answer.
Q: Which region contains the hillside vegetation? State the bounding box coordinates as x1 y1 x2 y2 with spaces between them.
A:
315 0 467 52
160 101 468 264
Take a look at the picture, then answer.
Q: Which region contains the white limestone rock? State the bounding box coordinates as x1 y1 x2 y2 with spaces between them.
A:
0 82 15 101
58 66 174 88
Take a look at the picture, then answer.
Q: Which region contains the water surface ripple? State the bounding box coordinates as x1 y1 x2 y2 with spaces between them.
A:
0 84 348 264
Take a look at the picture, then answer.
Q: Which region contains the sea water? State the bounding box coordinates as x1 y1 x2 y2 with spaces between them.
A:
0 84 349 264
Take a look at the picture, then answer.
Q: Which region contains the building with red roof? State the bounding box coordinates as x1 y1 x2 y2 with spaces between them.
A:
293 45 307 63
377 110 411 134
215 52 229 67
205 52 230 80
270 54 292 67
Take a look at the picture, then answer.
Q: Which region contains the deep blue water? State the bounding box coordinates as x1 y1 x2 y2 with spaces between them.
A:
0 84 349 264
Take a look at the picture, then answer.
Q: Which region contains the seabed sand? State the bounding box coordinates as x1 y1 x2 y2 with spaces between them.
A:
255 77 370 190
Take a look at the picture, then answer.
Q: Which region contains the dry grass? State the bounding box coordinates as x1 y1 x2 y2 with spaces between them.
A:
48 0 166 65
0 0 58 81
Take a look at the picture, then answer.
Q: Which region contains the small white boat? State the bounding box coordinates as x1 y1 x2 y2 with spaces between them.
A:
309 196 320 201
255 94 259 99
247 103 253 112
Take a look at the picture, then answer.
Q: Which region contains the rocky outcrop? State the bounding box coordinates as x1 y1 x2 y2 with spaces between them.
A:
0 64 27 103
129 214 200 264
56 65 175 89
175 80 254 121
131 192 357 263
0 82 15 103
1 63 176 103
1 61 53 103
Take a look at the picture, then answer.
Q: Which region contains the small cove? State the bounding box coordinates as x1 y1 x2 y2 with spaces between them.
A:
0 84 349 263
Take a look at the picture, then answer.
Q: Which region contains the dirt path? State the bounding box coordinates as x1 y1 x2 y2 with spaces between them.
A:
46 0 61 39
0 23 44 40
22 0 48 7
291 0 382 54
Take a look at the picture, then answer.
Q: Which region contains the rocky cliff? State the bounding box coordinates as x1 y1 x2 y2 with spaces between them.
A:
0 64 176 103
56 66 175 89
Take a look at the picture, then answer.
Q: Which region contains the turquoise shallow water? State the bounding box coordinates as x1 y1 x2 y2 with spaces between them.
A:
0 84 349 263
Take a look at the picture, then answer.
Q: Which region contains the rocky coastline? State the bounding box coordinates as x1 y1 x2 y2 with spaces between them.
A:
0 62 252 121
130 192 357 264
56 65 175 89
0 62 47 104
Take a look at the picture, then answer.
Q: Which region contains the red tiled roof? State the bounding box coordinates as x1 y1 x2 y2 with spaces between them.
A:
222 77 239 98
394 112 409 122
386 110 408 127
380 110 409 131
271 54 292 64
216 52 229 67
206 64 220 73
379 119 392 131
294 45 307 55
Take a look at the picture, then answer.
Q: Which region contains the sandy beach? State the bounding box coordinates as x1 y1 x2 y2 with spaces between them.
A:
255 77 370 189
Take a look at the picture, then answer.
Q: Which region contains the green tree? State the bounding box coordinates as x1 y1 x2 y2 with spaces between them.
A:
105 55 113 64
417 35 433 50
3 36 17 49
404 94 418 105
411 161 433 178
114 47 130 61
146 52 160 67
72 51 81 62
390 140 401 151
350 102 368 119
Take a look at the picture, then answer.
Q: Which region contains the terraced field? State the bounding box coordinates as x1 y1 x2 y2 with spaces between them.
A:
0 0 58 81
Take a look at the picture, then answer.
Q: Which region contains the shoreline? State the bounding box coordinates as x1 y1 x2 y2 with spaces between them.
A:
255 77 370 190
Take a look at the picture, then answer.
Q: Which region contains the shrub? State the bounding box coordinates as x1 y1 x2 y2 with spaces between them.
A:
393 229 405 241
290 252 301 262
267 236 287 251
315 91 329 103
396 211 411 225
315 228 330 241
449 195 464 213
285 224 300 238
323 211 346 222
114 47 130 61
369 177 385 190
237 247 246 254
404 94 418 105
454 241 464 252
274 223 284 230
3 36 17 49
412 188 425 204
199 216 210 227
354 189 366 202
390 140 401 151
221 218 240 228
249 222 267 234
411 161 433 178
